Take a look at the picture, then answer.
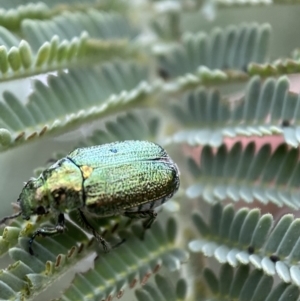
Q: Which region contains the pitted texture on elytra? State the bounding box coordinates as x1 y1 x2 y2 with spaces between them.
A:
67 140 180 216
68 140 169 165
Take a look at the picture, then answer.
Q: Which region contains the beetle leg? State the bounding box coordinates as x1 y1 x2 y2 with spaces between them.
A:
124 210 157 239
77 209 111 252
0 211 22 224
29 213 65 255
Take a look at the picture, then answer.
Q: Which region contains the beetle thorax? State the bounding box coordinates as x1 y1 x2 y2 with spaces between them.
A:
41 158 85 213
18 177 48 220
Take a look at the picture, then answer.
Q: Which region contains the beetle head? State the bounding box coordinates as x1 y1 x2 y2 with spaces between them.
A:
18 177 48 220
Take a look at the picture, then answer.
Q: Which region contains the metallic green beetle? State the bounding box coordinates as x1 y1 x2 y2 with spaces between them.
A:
0 140 180 255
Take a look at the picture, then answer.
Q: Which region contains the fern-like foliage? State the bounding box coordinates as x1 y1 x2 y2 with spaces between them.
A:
249 58 300 77
186 142 300 208
0 211 187 300
0 26 20 48
0 1 300 301
56 218 188 301
0 3 50 31
190 203 300 286
0 34 87 79
0 1 124 30
0 216 93 300
0 61 156 151
0 34 136 83
203 264 300 301
79 112 160 147
167 76 300 147
21 10 138 51
135 274 187 301
155 23 270 82
0 11 139 82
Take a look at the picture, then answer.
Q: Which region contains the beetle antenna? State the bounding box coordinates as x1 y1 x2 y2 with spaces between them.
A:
0 211 22 224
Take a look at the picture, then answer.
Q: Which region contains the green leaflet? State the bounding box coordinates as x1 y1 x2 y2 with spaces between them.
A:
0 61 157 152
166 76 300 147
186 142 300 208
155 23 271 78
56 218 188 301
135 274 188 301
0 210 187 301
203 264 300 301
190 203 300 286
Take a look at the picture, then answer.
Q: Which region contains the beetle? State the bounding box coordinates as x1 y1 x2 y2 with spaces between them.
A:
0 140 180 255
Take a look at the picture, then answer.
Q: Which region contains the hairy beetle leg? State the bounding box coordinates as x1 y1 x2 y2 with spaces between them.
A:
78 209 111 252
29 213 65 255
0 211 22 224
124 210 157 239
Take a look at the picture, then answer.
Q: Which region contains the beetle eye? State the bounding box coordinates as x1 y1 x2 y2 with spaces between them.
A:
36 206 46 215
